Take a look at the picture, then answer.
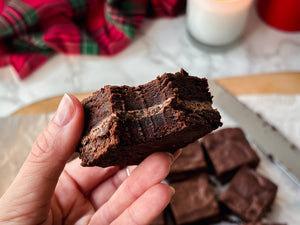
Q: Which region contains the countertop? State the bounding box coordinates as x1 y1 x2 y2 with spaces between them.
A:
0 6 300 116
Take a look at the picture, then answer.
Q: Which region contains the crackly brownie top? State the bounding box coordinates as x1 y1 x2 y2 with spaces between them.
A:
201 127 259 177
219 167 277 222
170 174 219 224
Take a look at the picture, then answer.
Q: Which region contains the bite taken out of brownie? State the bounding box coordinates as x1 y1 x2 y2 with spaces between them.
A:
77 69 222 167
219 167 278 222
201 127 259 182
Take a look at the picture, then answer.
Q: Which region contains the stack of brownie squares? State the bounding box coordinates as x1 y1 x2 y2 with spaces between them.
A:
152 127 285 225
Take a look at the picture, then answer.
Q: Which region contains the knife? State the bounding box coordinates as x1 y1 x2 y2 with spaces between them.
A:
209 80 300 185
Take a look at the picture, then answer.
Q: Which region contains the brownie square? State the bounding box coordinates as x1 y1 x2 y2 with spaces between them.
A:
201 127 259 180
78 69 222 167
219 167 278 222
167 140 207 182
170 174 220 224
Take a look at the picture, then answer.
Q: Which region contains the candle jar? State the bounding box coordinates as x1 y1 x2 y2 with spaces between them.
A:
187 0 253 46
256 0 300 32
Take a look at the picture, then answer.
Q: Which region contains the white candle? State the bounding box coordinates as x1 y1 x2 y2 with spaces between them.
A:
187 0 253 46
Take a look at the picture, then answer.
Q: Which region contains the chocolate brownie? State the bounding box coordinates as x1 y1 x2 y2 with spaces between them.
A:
240 222 286 225
201 127 259 180
78 69 222 167
170 174 220 224
219 167 278 222
151 213 165 225
167 140 207 182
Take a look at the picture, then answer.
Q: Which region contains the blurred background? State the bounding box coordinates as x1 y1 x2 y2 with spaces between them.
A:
0 0 299 116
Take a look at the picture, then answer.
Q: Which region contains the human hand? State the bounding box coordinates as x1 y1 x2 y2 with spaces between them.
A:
0 94 177 225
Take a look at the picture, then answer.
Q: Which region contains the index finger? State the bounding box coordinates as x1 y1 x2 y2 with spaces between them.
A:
64 158 119 196
89 152 174 225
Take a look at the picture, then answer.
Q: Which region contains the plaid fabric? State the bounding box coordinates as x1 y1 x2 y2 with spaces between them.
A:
0 0 185 79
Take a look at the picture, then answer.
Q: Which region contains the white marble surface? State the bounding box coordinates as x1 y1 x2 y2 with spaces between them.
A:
0 7 300 116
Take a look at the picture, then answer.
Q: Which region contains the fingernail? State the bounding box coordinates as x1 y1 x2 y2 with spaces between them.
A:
173 149 183 160
170 186 175 195
53 94 75 126
166 152 175 164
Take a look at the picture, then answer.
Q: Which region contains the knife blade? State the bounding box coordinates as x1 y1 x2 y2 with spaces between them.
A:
209 79 300 185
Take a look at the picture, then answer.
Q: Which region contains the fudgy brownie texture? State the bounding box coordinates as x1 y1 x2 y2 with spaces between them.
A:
240 222 286 225
167 140 207 182
219 167 278 222
78 69 222 167
201 127 259 180
170 174 220 225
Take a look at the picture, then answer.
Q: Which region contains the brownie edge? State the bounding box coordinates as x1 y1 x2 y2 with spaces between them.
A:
78 69 222 167
219 167 278 222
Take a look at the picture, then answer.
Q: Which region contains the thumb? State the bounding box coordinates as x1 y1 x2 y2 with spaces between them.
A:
1 94 84 214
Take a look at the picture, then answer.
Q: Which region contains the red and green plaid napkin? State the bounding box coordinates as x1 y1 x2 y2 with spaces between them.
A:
0 0 185 79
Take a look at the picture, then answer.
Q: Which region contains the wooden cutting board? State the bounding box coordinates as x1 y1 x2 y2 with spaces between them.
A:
13 72 300 115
